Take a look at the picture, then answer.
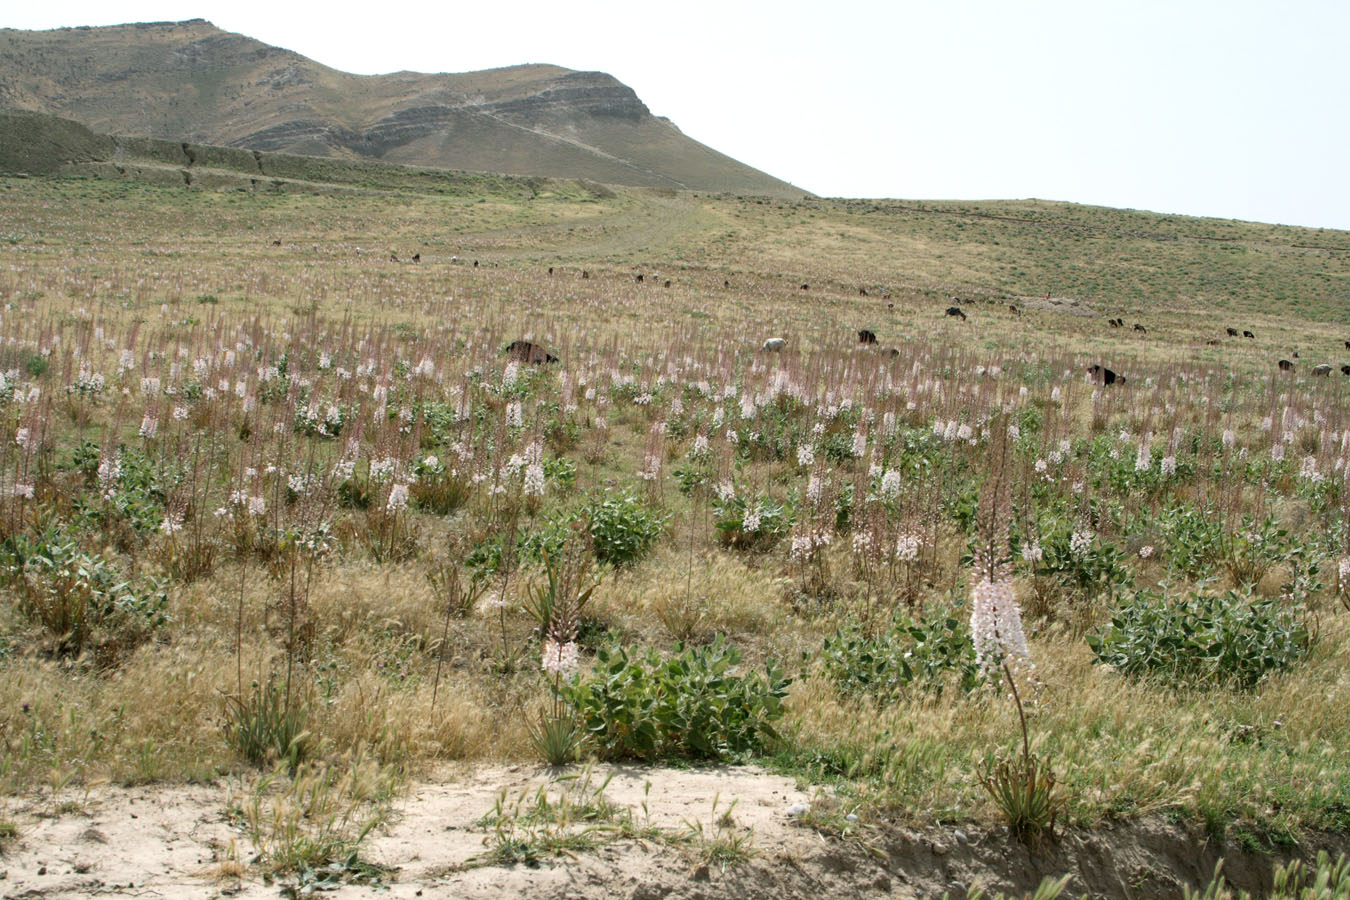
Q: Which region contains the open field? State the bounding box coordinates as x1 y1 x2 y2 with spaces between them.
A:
0 169 1349 898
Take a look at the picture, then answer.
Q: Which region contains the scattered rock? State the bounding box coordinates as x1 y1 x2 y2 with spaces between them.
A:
785 802 810 818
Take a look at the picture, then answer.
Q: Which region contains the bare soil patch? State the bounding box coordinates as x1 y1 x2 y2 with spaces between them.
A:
1 766 1343 900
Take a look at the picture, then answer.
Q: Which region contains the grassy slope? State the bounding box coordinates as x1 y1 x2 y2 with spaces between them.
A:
0 166 1348 856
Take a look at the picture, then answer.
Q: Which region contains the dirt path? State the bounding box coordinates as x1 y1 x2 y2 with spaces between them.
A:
0 765 1344 900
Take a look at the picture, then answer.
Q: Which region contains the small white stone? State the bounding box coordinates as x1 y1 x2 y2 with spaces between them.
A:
785 802 810 817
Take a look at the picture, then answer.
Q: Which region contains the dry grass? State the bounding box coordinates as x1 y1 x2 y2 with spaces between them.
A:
0 170 1347 858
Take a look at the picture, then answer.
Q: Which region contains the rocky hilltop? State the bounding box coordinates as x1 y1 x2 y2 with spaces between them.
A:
0 19 804 196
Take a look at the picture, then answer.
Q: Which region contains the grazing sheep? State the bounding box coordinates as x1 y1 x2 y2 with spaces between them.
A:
1344 340 1350 350
1087 364 1122 385
412 253 420 263
1278 359 1294 371
724 280 730 288
1207 339 1220 345
945 306 967 321
503 340 558 365
1009 304 1021 316
1243 330 1255 339
473 260 479 267
761 337 787 352
664 280 671 288
859 288 868 296
1342 364 1350 376
1134 324 1148 333
390 253 399 262
271 238 281 246
582 270 589 279
1108 318 1121 328
636 274 644 284
857 329 878 344
1226 327 1239 337
548 266 554 276
800 283 809 290
1312 364 1333 376
882 347 901 358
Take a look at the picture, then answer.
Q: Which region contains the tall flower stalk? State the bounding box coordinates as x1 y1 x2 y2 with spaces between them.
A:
970 426 1063 838
528 534 595 765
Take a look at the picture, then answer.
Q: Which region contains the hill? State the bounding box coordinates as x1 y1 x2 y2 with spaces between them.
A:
0 19 805 197
3 105 1347 331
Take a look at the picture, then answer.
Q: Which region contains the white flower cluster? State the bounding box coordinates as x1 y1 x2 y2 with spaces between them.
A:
790 526 831 561
852 429 867 458
895 532 922 562
523 442 545 497
541 639 580 675
1069 529 1094 557
386 482 410 513
97 454 121 499
796 443 815 468
805 474 823 504
1134 437 1152 472
638 451 661 481
880 469 902 499
970 578 1031 676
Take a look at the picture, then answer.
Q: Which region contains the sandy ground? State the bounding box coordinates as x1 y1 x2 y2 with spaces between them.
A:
0 764 833 900
1 765 1345 900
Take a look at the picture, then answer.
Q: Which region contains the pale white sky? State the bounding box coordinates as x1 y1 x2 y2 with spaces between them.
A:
7 1 1349 230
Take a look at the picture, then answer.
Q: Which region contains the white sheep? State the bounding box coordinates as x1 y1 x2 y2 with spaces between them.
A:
761 337 787 352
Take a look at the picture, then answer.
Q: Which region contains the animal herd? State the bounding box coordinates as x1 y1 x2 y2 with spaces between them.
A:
313 256 1345 382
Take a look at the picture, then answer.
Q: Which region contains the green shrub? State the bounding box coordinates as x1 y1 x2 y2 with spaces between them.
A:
582 491 666 567
466 518 570 575
23 352 48 379
1034 525 1133 607
818 610 985 702
567 636 790 761
1158 504 1225 578
1087 589 1310 689
713 493 793 549
8 531 169 658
